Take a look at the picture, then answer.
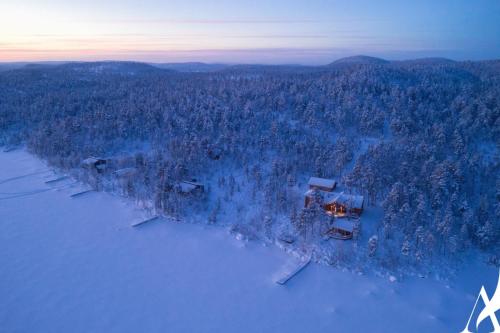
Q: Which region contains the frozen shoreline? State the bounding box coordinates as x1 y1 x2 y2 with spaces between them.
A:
0 149 497 333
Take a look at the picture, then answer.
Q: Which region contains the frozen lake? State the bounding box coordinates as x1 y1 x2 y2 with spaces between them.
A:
0 150 497 333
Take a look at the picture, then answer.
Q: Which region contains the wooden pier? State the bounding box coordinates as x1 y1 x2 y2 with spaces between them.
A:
70 190 94 198
276 258 311 285
132 216 160 227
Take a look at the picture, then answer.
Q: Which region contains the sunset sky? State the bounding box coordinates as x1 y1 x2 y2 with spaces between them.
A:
1 0 499 64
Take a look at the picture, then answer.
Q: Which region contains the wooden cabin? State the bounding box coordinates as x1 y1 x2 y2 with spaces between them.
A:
324 192 364 217
325 219 354 240
81 157 107 172
308 177 336 192
305 190 364 217
179 180 204 195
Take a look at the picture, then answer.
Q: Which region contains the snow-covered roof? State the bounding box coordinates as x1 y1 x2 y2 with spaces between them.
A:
179 180 203 193
82 157 105 165
333 219 354 233
308 177 336 189
82 157 98 165
304 189 316 196
82 157 107 170
326 192 364 210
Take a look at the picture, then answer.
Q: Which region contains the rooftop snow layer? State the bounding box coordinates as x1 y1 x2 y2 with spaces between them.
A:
333 219 355 232
308 177 336 189
326 192 364 209
179 180 203 193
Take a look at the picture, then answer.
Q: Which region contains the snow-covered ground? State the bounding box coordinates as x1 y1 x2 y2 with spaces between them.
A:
0 150 498 333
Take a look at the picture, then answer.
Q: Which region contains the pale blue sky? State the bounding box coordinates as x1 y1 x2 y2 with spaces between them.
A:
1 0 499 64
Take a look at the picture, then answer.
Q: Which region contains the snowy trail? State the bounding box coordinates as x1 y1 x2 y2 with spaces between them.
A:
0 150 497 333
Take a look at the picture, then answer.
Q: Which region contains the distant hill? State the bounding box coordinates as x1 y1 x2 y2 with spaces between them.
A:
152 62 229 72
57 61 170 75
0 61 67 72
328 55 389 67
220 64 324 75
394 57 456 66
0 64 24 72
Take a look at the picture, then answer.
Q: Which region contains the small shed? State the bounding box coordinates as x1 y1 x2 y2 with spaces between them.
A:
308 177 336 192
325 219 354 240
81 157 107 172
324 192 364 216
179 180 204 194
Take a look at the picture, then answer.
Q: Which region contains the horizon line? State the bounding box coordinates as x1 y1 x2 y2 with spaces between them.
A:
1 54 499 67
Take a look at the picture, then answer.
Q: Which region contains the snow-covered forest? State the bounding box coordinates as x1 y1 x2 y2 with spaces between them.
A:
0 58 498 273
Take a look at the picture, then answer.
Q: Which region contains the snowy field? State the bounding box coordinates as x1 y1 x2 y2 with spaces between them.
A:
0 149 498 333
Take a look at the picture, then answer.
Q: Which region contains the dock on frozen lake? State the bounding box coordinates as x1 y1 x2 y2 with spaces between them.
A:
132 216 160 227
3 147 16 153
45 176 69 184
70 190 94 198
275 257 311 285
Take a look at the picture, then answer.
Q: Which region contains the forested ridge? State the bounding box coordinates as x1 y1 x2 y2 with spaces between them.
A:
1 59 498 271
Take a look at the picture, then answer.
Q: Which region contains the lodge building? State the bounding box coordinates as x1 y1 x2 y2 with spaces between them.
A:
304 177 364 240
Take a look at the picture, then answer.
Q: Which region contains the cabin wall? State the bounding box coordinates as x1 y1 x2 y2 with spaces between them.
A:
324 203 347 214
309 185 335 192
304 196 312 208
350 207 363 216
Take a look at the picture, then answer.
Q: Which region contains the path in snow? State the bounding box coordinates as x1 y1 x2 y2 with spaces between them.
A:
0 150 497 333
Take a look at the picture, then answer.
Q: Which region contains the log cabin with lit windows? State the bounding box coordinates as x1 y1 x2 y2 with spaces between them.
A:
304 177 364 240
305 190 364 217
323 192 364 217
